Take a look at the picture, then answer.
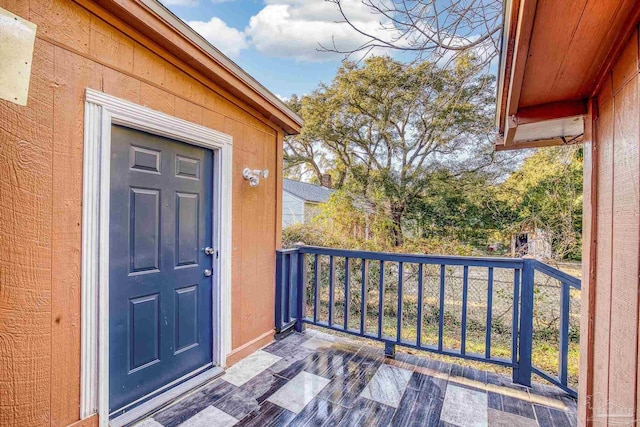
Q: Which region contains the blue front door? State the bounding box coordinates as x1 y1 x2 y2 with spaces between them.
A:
109 125 214 413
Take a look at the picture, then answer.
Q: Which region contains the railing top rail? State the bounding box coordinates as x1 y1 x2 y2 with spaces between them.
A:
289 245 525 269
276 248 300 255
532 260 581 289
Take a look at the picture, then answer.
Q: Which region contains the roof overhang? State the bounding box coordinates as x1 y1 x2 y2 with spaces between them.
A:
495 0 640 150
78 0 302 135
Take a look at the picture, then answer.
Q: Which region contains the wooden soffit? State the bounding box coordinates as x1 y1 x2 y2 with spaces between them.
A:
496 0 640 150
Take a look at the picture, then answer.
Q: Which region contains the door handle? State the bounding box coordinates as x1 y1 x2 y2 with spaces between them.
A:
204 269 212 277
204 247 215 256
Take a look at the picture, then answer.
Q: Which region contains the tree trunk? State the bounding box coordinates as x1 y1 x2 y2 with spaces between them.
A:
391 205 404 246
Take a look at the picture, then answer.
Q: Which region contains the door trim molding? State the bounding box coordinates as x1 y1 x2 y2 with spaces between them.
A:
80 88 233 425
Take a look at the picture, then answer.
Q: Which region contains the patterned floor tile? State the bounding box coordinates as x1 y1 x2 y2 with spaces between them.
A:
316 352 382 408
215 372 289 419
440 384 488 427
153 380 237 427
134 419 164 427
287 397 350 427
267 371 331 413
235 401 296 427
391 387 444 426
223 351 282 386
487 408 537 427
178 406 238 427
302 337 333 351
359 363 413 408
304 347 357 379
335 397 395 427
534 404 576 427
132 331 578 427
270 352 316 380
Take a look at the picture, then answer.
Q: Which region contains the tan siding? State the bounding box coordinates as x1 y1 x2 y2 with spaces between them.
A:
592 93 614 427
0 37 55 427
51 46 103 427
0 0 284 425
609 66 639 419
582 27 640 427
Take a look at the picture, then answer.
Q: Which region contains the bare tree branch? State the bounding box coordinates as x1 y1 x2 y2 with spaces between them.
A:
320 0 502 68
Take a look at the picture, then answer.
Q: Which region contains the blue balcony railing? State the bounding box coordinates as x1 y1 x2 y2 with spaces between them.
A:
275 246 581 397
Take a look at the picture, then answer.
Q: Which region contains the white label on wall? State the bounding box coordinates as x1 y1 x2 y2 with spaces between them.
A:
0 7 37 106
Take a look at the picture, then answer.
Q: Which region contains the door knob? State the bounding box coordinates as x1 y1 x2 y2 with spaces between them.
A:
204 269 212 277
204 247 215 256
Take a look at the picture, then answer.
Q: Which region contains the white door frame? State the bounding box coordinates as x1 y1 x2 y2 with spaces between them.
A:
79 89 233 426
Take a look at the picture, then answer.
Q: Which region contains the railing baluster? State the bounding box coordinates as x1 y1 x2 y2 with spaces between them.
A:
290 252 299 321
313 254 319 324
378 260 385 338
344 257 350 331
275 251 284 331
360 259 368 334
284 253 291 323
397 262 404 343
461 265 469 355
485 267 493 359
328 256 335 326
295 251 306 332
416 264 423 348
559 281 570 386
511 268 520 369
438 265 445 351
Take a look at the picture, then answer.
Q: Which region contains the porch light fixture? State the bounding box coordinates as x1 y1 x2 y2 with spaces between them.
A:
243 167 269 187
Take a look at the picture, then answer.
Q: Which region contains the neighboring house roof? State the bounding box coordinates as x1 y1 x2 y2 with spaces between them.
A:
283 179 335 203
495 0 638 150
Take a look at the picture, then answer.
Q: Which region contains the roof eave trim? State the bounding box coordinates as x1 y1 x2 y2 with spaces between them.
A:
140 0 302 128
495 0 517 131
88 0 302 134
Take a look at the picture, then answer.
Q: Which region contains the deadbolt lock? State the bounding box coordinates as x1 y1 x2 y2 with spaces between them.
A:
204 247 215 256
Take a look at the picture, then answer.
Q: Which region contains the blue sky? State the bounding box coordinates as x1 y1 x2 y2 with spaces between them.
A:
160 0 386 99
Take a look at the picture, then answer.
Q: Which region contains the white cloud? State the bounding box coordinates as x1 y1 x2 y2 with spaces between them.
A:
187 17 248 58
245 0 399 62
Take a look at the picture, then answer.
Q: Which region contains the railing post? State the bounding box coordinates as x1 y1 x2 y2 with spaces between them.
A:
295 249 306 333
275 250 284 332
385 342 396 359
515 257 534 387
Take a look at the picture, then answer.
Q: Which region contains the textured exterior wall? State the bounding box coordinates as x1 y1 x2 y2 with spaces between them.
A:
0 1 284 425
580 27 640 427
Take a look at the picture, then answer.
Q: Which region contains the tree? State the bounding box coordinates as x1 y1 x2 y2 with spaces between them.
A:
323 0 502 69
284 55 497 245
408 169 511 246
497 146 583 260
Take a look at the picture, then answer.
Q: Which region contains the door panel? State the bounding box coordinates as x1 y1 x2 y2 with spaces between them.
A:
174 285 199 352
109 125 214 413
130 188 160 273
175 192 199 267
129 294 160 371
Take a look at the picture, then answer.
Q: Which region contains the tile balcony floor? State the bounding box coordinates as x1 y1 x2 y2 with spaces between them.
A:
135 329 577 427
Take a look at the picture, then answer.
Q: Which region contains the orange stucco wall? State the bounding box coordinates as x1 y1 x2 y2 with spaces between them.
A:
579 26 640 426
0 1 283 425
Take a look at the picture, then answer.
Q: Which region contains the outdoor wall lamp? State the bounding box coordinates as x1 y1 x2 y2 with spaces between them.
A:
243 167 269 187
